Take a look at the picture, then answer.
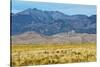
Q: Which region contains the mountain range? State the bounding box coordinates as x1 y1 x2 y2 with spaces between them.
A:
11 8 96 36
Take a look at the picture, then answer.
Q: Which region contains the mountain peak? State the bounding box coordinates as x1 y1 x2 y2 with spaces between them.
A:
16 8 42 15
11 8 96 35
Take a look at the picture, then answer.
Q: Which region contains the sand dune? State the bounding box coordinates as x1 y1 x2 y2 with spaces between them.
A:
11 32 96 44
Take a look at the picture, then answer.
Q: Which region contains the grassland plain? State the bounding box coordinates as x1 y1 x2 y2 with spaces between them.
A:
11 42 96 66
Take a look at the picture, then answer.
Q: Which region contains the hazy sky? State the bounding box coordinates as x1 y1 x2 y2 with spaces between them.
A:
11 0 96 16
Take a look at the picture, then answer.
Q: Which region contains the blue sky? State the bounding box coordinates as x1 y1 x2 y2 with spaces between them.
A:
11 0 96 16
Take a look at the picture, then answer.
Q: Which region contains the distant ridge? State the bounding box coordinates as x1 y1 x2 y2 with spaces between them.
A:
11 8 96 35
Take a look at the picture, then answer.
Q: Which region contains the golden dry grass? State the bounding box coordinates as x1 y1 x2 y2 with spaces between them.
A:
11 43 96 66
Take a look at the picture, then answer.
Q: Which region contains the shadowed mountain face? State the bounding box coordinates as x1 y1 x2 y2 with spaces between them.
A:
11 8 96 36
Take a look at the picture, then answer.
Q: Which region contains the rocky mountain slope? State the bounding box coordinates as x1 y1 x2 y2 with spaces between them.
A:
11 8 96 35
